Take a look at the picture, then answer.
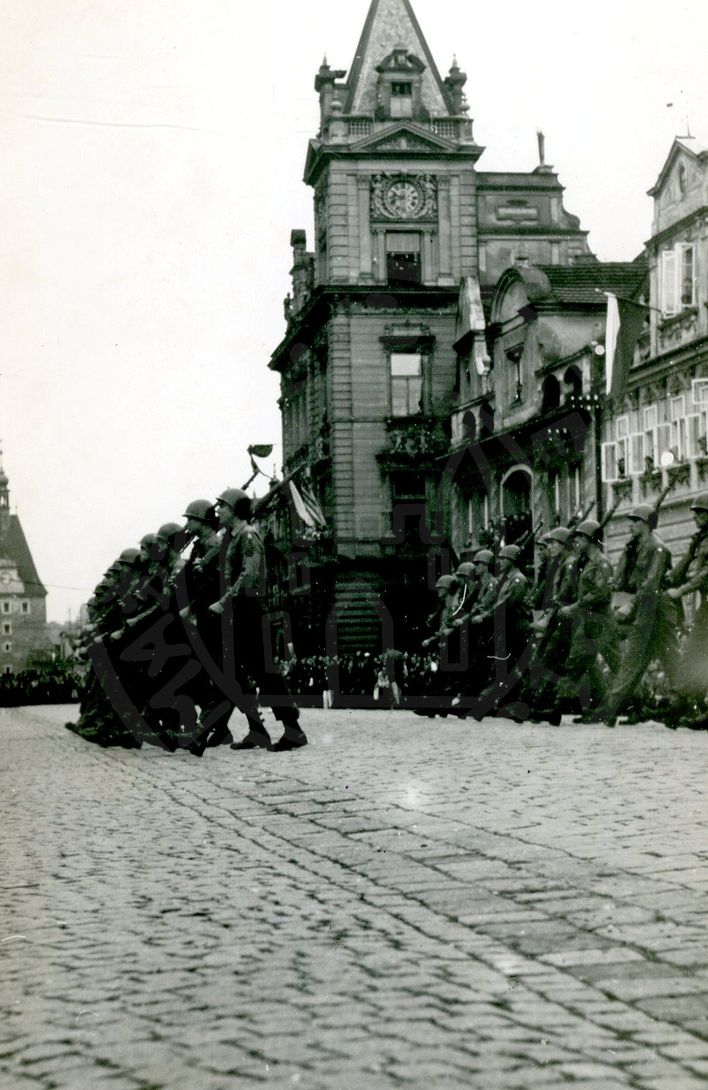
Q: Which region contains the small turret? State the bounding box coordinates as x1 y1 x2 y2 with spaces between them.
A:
289 229 315 317
314 56 347 133
444 56 467 114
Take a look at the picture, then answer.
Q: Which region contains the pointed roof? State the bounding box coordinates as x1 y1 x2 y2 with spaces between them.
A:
648 136 708 197
345 0 453 116
0 515 46 598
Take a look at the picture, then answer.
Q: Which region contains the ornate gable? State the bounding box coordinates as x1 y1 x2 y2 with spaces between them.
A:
350 123 456 154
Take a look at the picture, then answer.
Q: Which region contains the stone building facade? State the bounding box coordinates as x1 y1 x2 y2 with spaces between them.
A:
262 0 614 653
600 138 708 567
0 465 50 672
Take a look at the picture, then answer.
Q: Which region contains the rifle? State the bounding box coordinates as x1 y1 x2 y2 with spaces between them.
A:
568 499 596 531
599 493 624 533
517 519 544 552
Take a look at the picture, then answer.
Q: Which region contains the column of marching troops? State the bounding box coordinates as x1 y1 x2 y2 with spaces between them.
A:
67 486 708 749
421 492 708 728
67 488 309 754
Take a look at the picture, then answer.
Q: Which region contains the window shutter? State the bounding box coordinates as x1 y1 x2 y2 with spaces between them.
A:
629 434 645 475
661 250 677 316
602 442 617 482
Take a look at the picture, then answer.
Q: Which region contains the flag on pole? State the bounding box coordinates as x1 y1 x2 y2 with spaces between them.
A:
288 477 327 529
605 293 650 399
298 474 327 528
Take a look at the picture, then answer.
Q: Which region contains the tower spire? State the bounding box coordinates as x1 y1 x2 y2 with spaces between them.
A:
344 0 454 116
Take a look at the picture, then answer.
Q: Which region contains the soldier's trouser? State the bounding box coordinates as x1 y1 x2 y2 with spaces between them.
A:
602 607 680 719
230 598 301 730
529 616 574 711
675 604 708 702
560 612 620 711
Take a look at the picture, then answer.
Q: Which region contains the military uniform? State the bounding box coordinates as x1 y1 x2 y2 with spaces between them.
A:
213 490 306 751
668 519 708 723
559 547 619 712
472 547 531 718
598 512 678 723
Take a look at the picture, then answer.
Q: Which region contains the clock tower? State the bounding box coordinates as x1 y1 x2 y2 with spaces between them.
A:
267 0 591 655
270 0 482 652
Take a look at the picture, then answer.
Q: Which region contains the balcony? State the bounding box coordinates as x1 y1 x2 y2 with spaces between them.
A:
377 416 447 469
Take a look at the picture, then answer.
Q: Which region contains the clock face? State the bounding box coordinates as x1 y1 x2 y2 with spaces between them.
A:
386 180 421 218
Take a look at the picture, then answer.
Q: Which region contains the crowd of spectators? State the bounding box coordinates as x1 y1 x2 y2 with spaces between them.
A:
0 659 83 707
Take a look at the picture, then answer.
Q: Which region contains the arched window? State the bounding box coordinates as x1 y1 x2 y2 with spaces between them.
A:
563 366 582 402
541 375 561 414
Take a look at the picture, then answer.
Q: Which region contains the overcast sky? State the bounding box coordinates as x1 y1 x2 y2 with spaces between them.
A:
1 0 706 622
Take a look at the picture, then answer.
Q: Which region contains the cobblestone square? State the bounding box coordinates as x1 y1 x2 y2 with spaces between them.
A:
2 705 708 1089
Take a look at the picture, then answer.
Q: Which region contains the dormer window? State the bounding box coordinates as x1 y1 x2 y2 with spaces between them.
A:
390 82 413 117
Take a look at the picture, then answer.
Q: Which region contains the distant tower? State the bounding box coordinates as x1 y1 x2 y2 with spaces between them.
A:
0 452 50 672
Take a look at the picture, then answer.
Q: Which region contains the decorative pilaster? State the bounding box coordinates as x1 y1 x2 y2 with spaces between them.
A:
437 177 453 285
357 176 373 282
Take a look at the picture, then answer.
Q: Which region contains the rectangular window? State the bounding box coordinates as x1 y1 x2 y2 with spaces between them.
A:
4 666 11 675
2 624 10 636
693 379 708 409
670 395 687 459
661 245 695 315
657 421 672 465
390 82 413 118
3 643 10 654
643 406 658 468
467 499 474 538
550 472 561 515
629 434 645 475
687 413 708 458
616 415 629 440
2 603 9 614
390 472 425 502
21 602 29 615
602 442 618 483
681 245 695 308
573 466 582 508
390 353 423 416
386 233 421 287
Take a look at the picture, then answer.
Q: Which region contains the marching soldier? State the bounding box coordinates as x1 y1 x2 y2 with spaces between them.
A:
176 499 237 753
557 520 620 720
665 492 708 727
596 505 678 726
471 545 531 719
209 488 308 752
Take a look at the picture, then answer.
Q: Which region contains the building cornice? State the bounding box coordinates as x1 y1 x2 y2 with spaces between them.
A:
646 205 708 250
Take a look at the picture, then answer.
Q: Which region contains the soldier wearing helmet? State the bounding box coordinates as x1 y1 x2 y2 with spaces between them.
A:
664 492 708 726
528 527 583 724
209 487 308 753
557 520 620 719
172 499 236 755
594 503 678 726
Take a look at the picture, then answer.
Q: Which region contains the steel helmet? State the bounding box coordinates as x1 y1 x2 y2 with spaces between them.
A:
575 519 601 540
456 562 476 578
627 504 653 524
140 533 159 550
690 491 708 513
157 522 184 544
499 545 521 561
217 488 251 516
183 499 215 523
546 527 572 545
435 575 457 591
474 550 494 566
119 548 141 566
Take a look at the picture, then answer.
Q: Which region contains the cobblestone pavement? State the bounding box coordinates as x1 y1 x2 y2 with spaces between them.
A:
2 706 708 1090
